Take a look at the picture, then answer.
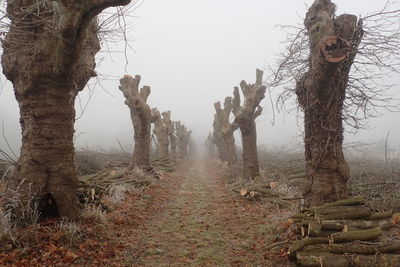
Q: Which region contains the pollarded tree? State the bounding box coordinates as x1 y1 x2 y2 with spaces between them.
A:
1 0 131 220
163 111 178 162
232 69 266 179
212 114 226 162
270 0 400 206
204 132 216 159
176 121 191 160
119 75 153 172
213 97 238 166
152 108 169 159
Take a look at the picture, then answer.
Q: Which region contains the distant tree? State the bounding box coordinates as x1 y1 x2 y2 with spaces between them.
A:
119 75 153 172
213 97 238 166
270 0 400 206
232 69 266 179
163 111 178 162
212 114 225 162
151 108 170 159
204 132 216 159
175 121 191 160
1 0 131 221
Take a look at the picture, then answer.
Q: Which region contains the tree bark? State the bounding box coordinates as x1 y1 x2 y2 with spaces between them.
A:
163 111 177 162
213 98 238 166
152 109 169 159
119 75 153 172
298 0 363 206
240 120 259 179
232 69 266 179
1 1 130 221
176 121 191 160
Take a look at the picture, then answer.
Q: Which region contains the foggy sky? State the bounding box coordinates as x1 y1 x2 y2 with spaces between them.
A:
1 0 399 156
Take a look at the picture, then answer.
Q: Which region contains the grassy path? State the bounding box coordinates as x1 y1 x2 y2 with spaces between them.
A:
126 162 292 266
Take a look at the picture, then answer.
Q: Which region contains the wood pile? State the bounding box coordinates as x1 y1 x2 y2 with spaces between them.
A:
288 197 400 266
232 183 292 208
77 168 153 208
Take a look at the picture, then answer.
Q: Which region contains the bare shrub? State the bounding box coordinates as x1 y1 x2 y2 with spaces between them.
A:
2 181 40 227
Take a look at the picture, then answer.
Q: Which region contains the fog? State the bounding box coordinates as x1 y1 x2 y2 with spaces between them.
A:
1 0 400 156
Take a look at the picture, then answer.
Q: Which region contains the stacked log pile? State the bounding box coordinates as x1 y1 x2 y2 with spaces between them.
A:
232 183 293 208
288 197 400 266
78 168 154 208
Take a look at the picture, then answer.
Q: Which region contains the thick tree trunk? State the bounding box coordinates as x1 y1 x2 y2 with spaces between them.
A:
131 109 152 170
152 109 169 159
170 135 178 162
9 81 79 220
213 98 237 166
120 75 153 172
232 69 266 179
298 0 363 207
1 1 130 221
239 120 259 179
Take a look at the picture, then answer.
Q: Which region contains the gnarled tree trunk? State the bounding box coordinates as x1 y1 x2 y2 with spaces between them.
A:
163 111 178 162
297 0 362 207
212 114 226 162
205 132 216 158
152 108 169 159
233 69 266 179
176 121 191 160
1 0 130 221
213 97 238 166
119 75 153 172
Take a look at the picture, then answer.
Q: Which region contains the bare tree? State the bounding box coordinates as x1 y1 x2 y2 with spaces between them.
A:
175 121 191 160
1 0 131 221
213 97 238 166
212 114 226 162
119 75 153 172
152 108 169 159
270 0 400 206
232 69 266 179
204 132 216 159
162 111 178 162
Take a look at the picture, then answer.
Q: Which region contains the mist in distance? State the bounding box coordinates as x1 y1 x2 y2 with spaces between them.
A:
1 0 399 157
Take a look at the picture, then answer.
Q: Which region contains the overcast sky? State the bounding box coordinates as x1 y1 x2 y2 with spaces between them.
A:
1 0 399 156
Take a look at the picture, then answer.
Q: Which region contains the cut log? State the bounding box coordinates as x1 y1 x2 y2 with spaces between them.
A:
240 189 248 196
311 197 364 211
297 251 350 267
320 221 344 231
297 251 400 267
322 219 392 231
315 206 371 221
329 227 383 244
288 237 329 258
369 210 393 220
297 252 400 267
328 240 400 254
307 223 337 237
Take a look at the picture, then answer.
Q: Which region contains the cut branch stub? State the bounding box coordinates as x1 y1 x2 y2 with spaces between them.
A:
234 69 267 121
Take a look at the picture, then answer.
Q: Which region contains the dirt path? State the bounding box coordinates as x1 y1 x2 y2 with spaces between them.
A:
124 162 291 267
